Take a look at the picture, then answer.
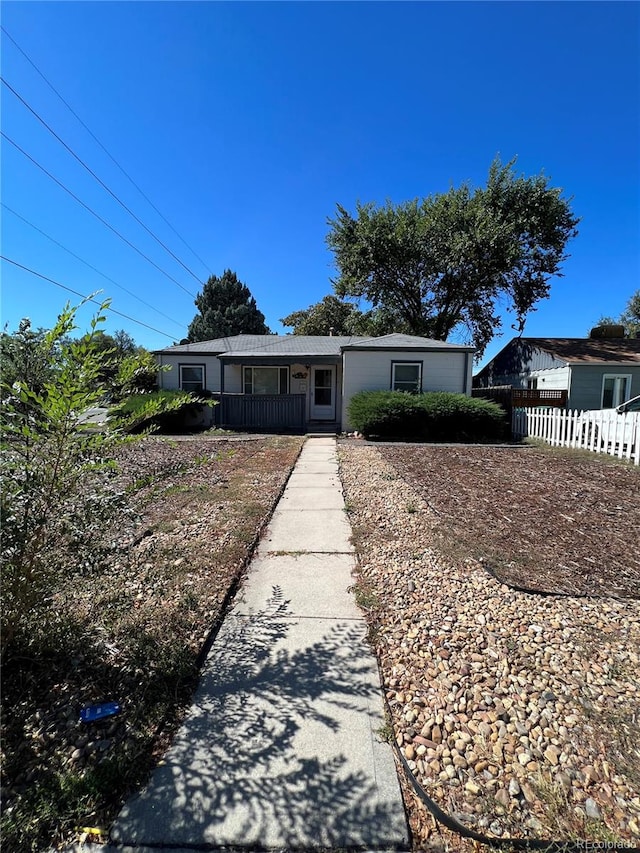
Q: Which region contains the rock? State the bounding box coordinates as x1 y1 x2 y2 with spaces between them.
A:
404 744 415 761
544 745 560 765
464 780 482 795
508 778 521 797
585 798 601 820
495 788 510 808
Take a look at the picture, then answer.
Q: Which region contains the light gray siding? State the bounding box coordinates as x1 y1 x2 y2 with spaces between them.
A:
568 365 640 410
341 350 468 430
156 354 222 392
530 366 570 390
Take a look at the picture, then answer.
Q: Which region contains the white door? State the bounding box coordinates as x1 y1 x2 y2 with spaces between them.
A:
310 366 336 420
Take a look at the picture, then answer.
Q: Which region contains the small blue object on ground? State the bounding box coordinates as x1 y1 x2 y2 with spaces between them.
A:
80 702 121 723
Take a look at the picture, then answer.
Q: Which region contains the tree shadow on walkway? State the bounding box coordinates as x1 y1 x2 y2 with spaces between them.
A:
111 589 408 849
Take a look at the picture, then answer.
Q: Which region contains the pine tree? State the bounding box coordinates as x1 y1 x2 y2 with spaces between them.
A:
187 270 269 341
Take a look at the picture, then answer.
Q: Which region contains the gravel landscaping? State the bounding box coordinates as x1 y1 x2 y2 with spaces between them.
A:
338 442 640 850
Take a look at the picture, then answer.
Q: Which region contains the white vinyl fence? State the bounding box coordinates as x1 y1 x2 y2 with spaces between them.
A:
512 407 640 465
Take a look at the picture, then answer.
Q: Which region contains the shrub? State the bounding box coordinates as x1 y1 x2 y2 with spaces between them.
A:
348 390 430 439
109 390 216 433
111 349 161 398
348 390 506 441
0 301 133 657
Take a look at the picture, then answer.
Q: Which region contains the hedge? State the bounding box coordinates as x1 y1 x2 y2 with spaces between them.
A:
348 390 506 441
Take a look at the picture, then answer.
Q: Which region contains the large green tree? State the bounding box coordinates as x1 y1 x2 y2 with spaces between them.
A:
595 289 640 338
280 296 412 337
187 270 269 342
280 295 403 336
326 157 580 357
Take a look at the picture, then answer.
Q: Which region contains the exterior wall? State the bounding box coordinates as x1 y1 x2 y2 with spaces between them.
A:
474 342 565 388
156 354 222 392
567 365 640 411
529 366 570 390
341 350 469 431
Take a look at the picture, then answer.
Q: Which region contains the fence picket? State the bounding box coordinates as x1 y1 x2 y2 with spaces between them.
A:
512 406 639 466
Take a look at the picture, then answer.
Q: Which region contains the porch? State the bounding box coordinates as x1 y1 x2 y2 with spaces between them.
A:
209 393 340 434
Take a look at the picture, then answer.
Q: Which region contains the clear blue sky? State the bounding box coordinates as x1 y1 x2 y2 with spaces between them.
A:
1 1 638 368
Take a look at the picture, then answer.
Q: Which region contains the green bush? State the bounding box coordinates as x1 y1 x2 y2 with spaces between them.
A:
109 390 216 433
0 301 132 657
348 390 506 441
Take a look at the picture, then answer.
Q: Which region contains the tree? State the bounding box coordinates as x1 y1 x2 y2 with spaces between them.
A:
595 289 640 338
326 157 580 357
1 319 61 400
280 295 410 336
1 301 128 654
187 270 269 342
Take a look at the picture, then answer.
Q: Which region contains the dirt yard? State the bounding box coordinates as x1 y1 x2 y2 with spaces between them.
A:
382 443 640 599
338 441 640 850
0 435 303 852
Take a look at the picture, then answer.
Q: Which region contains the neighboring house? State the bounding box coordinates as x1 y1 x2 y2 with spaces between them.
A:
473 333 640 410
155 333 475 432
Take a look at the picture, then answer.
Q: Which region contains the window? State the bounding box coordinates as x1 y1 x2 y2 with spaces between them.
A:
601 374 631 408
243 366 289 395
180 364 205 392
391 362 422 393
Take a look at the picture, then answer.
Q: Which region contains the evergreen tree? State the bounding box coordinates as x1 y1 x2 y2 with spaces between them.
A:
187 270 269 341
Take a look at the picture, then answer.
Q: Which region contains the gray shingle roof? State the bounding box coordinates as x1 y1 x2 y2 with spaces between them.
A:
522 337 640 365
155 333 474 356
342 333 474 351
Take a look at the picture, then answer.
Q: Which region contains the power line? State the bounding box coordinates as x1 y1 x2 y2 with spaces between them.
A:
1 256 177 341
0 24 212 276
2 75 204 286
2 131 198 299
2 202 185 331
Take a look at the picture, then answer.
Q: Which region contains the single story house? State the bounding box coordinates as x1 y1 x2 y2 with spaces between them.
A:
473 333 640 410
155 333 475 432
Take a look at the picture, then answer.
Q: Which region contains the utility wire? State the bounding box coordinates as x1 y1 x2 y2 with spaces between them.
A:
2 76 204 286
0 25 212 276
0 256 177 341
2 203 185 331
2 131 197 299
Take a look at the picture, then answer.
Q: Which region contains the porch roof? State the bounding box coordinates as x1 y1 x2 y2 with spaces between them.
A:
220 354 340 365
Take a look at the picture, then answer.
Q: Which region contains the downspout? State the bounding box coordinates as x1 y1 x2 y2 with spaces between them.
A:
219 357 225 428
463 352 470 395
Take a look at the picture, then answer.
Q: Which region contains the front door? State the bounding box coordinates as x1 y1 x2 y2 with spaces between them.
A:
310 366 336 420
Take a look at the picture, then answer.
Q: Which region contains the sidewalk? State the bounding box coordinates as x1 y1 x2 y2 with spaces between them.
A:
110 437 409 851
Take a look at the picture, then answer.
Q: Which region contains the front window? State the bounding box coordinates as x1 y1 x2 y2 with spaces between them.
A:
243 366 289 395
180 364 204 392
392 362 422 393
601 375 631 408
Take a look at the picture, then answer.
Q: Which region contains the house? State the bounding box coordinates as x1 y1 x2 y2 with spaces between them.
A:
155 333 475 432
473 330 640 410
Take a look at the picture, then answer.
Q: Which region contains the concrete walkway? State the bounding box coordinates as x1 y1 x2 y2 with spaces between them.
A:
111 437 409 851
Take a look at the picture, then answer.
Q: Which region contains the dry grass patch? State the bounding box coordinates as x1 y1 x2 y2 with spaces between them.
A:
1 435 302 852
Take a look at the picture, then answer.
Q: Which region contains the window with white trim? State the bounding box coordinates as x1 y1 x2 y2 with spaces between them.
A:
243 366 289 395
391 362 422 393
601 374 631 408
180 364 205 392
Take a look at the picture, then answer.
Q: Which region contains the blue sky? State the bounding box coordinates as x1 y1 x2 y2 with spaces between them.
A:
1 1 638 368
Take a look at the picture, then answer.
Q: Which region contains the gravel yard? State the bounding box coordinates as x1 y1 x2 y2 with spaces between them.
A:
338 442 640 849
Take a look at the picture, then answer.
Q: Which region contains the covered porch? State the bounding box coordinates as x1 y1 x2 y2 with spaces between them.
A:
215 355 342 433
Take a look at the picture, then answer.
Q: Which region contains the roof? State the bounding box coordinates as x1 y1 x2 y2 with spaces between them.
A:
342 333 474 352
155 333 474 358
522 337 640 365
